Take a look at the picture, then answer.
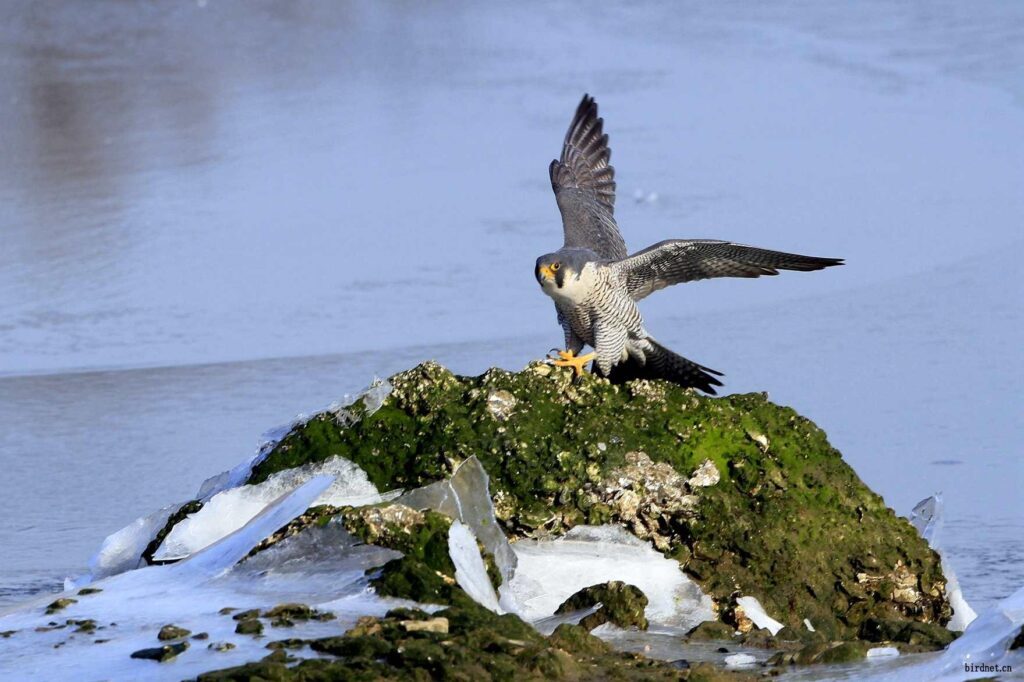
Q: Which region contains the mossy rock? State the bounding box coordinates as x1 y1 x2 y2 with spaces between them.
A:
1011 625 1024 651
196 597 742 681
556 580 649 631
770 639 871 666
342 504 456 577
234 619 263 636
156 624 190 641
44 598 76 615
858 616 956 651
548 623 612 656
687 620 736 641
239 362 949 639
261 603 334 622
816 641 868 664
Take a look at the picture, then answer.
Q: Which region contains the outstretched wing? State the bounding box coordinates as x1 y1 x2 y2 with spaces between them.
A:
549 95 627 260
613 239 843 301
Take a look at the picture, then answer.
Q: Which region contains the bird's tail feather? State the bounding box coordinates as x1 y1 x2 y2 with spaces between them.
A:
595 339 724 395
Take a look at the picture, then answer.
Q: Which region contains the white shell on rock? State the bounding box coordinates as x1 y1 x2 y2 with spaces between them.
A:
687 459 720 488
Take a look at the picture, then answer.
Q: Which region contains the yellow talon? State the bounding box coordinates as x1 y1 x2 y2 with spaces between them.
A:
549 350 596 376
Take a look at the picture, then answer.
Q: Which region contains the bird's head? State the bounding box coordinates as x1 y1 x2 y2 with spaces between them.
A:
535 248 596 299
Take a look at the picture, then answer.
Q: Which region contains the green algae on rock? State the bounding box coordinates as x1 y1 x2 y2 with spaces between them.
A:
196 600 743 682
261 603 335 624
687 620 737 641
44 598 76 615
234 618 263 636
556 581 650 631
342 504 457 577
244 361 950 640
156 624 190 641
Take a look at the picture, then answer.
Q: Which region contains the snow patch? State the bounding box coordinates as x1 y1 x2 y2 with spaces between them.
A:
866 646 900 658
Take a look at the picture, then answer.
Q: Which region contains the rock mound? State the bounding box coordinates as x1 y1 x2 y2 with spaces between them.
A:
243 361 949 639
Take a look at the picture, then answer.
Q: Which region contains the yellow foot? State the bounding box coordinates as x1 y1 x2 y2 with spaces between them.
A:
547 350 596 376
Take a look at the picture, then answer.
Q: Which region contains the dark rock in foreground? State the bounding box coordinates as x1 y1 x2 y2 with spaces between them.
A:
130 642 188 662
556 581 649 631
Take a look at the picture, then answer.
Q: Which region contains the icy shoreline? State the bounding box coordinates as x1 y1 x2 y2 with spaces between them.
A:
2 364 1021 680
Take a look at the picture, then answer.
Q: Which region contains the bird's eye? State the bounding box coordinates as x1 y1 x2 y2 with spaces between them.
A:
551 263 561 270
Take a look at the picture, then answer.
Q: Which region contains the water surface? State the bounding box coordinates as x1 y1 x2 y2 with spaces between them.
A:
1 0 1021 626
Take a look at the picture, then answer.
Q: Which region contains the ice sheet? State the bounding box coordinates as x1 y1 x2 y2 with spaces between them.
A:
500 525 715 630
84 502 180 581
448 521 502 614
155 456 395 561
724 652 756 667
0 475 408 682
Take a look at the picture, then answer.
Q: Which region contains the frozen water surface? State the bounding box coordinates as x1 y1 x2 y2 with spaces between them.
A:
0 476 411 681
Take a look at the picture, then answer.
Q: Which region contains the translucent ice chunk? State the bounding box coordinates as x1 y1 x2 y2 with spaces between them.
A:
736 596 784 636
156 456 394 561
867 646 900 658
396 456 516 584
196 421 297 500
910 493 978 630
196 379 392 501
86 502 180 580
531 605 603 635
330 378 393 427
725 653 757 666
180 474 335 576
448 521 502 613
873 585 1024 681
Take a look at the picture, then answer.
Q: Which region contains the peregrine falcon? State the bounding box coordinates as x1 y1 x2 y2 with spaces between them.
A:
535 95 843 394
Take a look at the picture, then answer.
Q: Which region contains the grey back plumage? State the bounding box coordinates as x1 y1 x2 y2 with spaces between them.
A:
549 95 628 261
612 239 844 301
540 94 843 393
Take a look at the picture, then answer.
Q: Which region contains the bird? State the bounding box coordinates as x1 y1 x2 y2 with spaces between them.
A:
535 94 843 394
